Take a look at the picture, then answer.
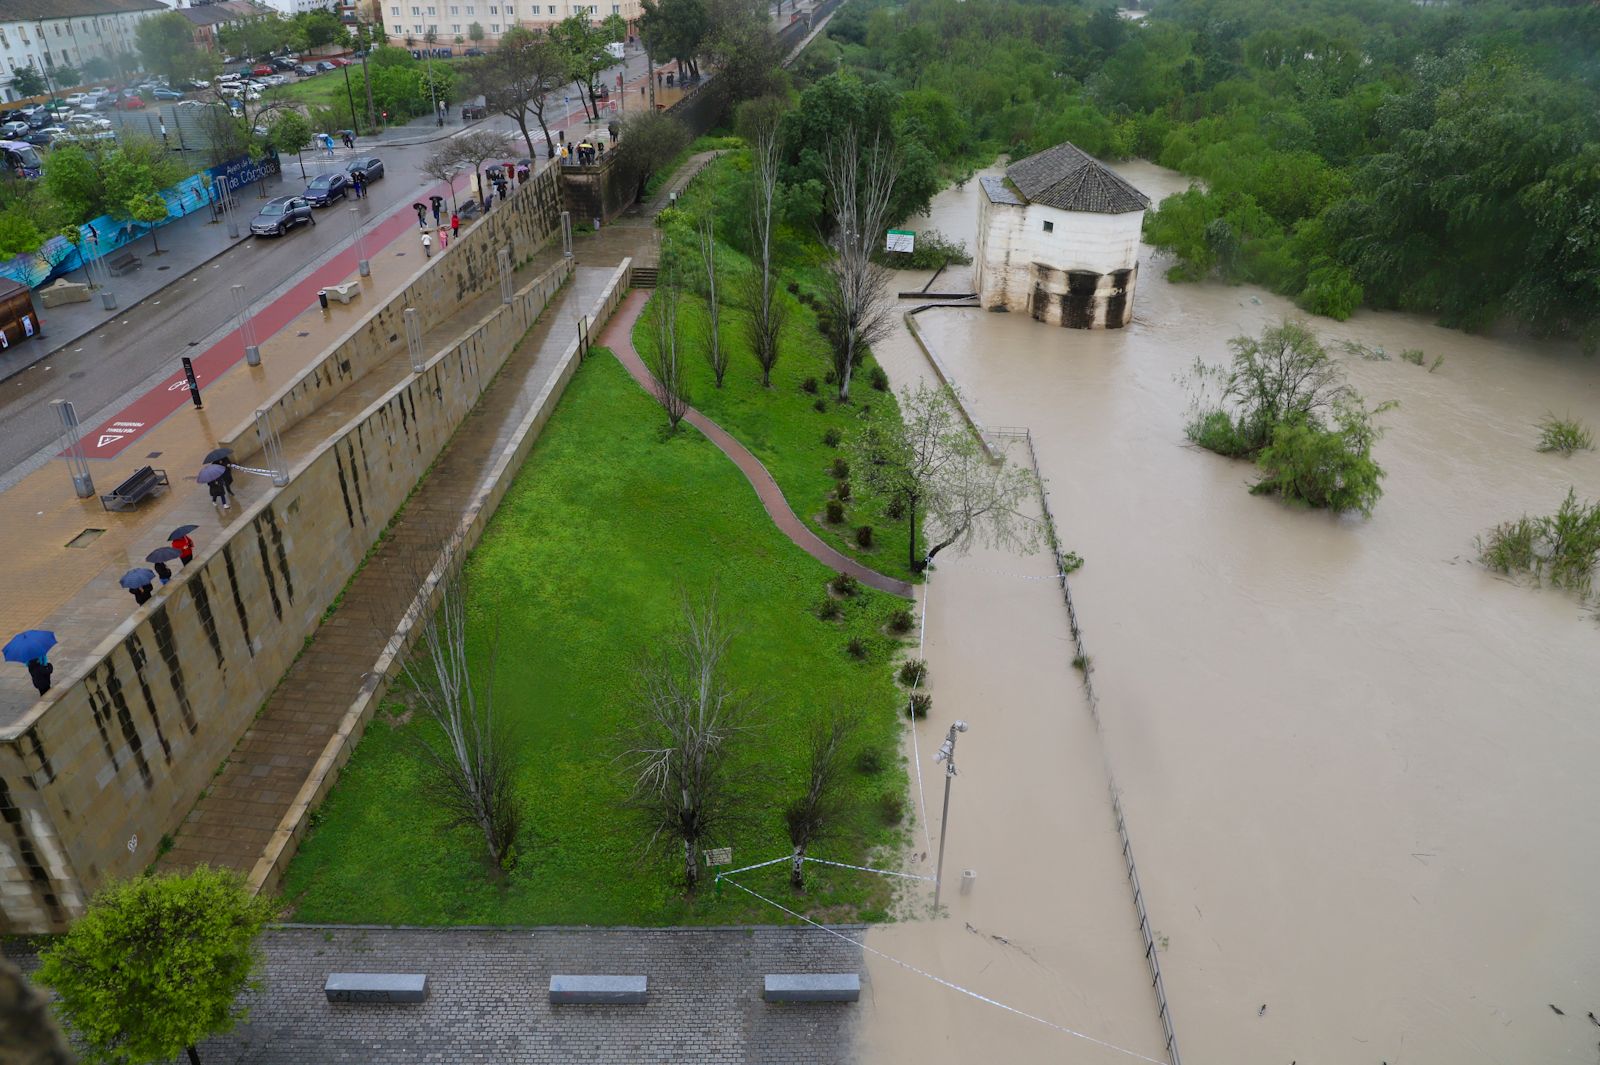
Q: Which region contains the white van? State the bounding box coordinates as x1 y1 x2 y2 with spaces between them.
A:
605 41 625 60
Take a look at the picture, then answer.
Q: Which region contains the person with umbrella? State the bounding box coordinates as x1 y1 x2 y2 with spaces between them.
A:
198 464 230 511
5 630 56 696
121 568 156 606
170 525 197 566
204 447 236 501
147 546 181 586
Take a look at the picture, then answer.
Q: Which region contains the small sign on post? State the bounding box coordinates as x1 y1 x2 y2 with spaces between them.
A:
703 847 733 867
886 228 916 253
182 356 202 409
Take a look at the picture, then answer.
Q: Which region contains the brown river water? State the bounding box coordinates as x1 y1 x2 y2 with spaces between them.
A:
850 161 1600 1065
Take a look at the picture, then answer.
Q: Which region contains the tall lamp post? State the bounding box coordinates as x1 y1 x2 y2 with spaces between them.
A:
931 720 969 911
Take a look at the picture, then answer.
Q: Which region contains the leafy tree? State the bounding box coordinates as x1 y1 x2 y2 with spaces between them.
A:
467 28 570 158
127 190 171 253
700 0 781 103
613 109 689 204
42 144 105 221
549 15 618 120
138 12 214 86
639 0 709 78
1184 320 1354 457
784 708 856 889
1250 402 1389 516
81 57 114 82
267 110 313 177
0 207 44 259
469 22 486 42
53 65 82 89
34 866 277 1065
11 67 46 98
295 9 348 48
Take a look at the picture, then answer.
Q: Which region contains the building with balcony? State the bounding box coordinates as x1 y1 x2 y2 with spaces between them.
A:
381 0 637 47
0 0 168 100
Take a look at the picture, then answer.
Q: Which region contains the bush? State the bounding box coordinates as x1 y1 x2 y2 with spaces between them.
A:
1186 409 1253 458
786 280 800 294
1250 402 1389 517
1185 321 1353 458
886 608 914 633
1536 415 1595 456
816 597 843 621
855 746 886 774
825 498 845 524
830 572 858 596
898 658 927 686
877 790 906 825
846 636 868 659
906 693 932 718
824 369 837 385
1298 262 1363 320
885 496 905 520
855 524 874 548
813 398 828 413
830 457 849 479
869 366 890 391
1478 489 1600 598
801 376 819 394
823 427 842 448
879 228 973 269
1399 348 1425 366
835 479 852 502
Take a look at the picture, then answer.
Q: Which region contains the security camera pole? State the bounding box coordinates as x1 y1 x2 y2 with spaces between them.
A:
932 720 969 911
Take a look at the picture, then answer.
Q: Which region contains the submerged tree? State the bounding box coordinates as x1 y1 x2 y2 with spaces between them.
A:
784 708 856 889
400 565 521 872
819 131 899 401
622 593 749 892
34 867 276 1065
851 381 1039 573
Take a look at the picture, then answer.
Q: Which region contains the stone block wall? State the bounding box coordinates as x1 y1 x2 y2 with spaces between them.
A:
0 180 570 935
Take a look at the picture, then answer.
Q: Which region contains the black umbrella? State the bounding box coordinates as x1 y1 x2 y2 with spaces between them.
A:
146 547 181 564
203 447 233 465
168 524 199 540
119 568 156 590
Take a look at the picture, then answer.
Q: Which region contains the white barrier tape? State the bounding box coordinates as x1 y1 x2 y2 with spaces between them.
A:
229 464 279 478
910 580 934 857
720 876 1170 1065
714 855 791 879
802 856 934 882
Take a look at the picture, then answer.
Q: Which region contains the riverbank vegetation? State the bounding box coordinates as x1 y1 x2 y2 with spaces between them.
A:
1536 415 1595 457
797 0 1600 345
1478 490 1600 604
283 355 911 925
1186 320 1390 516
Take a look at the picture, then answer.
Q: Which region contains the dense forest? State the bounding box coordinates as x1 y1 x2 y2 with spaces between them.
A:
790 0 1600 345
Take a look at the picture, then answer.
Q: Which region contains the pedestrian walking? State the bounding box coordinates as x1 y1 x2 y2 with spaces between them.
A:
322 133 336 158
219 465 236 499
152 560 173 586
208 478 230 511
421 230 433 258
130 583 153 606
413 202 427 228
429 195 444 225
437 225 449 249
450 212 459 237
170 526 196 566
342 130 355 149
26 657 51 697
350 171 362 199
559 144 569 165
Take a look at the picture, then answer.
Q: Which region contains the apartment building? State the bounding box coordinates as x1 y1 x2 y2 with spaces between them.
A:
381 0 636 45
0 0 168 99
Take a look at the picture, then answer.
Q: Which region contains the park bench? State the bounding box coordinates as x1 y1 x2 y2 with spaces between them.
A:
323 973 429 1004
458 199 481 221
762 974 860 1003
99 466 168 512
321 281 361 305
548 975 649 1004
107 250 142 276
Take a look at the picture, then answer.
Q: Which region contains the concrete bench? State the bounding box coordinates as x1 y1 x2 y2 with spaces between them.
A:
763 974 860 1003
322 281 361 305
549 975 649 1005
39 278 91 308
107 250 142 276
99 465 168 512
324 973 428 1004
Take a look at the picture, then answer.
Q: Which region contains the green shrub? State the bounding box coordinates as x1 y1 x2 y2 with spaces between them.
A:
898 658 927 686
869 366 889 391
830 572 858 596
1477 490 1600 597
825 498 845 524
846 636 868 659
1399 348 1425 366
885 496 905 520
1250 403 1388 517
906 693 932 718
816 597 843 621
835 479 852 502
855 746 886 774
1186 409 1253 457
801 376 819 394
823 369 837 385
830 457 849 479
877 790 906 824
786 280 800 294
1298 262 1363 320
879 228 972 269
855 525 874 548
823 427 843 448
886 608 914 633
814 398 828 413
1536 415 1595 456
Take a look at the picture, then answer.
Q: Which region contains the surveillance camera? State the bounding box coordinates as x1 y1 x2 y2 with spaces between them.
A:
954 720 969 732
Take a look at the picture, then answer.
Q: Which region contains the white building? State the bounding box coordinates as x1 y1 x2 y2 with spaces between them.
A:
974 141 1150 329
0 0 169 100
382 0 638 46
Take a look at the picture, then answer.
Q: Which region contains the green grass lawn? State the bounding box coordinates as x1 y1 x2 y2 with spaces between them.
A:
282 353 913 926
272 74 354 111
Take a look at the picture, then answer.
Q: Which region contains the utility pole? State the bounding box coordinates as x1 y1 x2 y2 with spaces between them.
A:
931 720 969 911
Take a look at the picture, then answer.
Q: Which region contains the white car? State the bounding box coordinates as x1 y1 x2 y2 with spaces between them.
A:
263 74 289 86
69 115 112 132
63 93 90 107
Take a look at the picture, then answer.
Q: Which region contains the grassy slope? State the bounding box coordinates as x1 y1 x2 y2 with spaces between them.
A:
282 354 912 925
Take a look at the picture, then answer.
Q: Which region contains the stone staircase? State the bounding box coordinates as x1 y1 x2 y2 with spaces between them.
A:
630 264 658 288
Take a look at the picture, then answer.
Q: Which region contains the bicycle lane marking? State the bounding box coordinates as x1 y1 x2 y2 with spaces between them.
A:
72 186 443 461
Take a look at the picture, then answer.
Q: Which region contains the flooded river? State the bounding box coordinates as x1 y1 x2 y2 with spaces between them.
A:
859 161 1600 1064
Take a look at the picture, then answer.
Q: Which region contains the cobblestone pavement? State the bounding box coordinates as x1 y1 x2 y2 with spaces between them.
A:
197 925 865 1064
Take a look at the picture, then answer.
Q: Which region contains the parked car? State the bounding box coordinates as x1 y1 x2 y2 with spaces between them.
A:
295 64 319 76
252 64 273 77
63 93 90 108
1 121 29 138
22 130 55 147
250 195 316 236
463 47 486 57
328 57 350 67
315 61 336 72
263 74 289 87
152 87 184 100
461 103 487 120
302 171 349 206
69 115 112 132
271 57 299 71
345 155 385 182
119 96 146 110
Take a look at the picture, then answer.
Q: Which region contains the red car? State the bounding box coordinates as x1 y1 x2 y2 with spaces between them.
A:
252 64 273 76
119 95 145 110
329 57 350 67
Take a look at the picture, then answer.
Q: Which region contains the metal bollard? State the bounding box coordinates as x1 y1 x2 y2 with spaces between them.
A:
318 289 329 310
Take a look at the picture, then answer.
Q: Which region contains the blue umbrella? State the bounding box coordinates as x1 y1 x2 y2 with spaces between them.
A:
168 524 199 540
196 464 228 484
119 568 156 590
3 630 56 664
146 547 182 564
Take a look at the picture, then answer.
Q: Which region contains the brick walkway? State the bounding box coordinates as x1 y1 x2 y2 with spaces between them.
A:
161 266 619 876
600 292 913 599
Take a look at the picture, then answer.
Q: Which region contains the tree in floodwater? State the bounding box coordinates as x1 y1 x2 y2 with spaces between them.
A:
851 381 1039 573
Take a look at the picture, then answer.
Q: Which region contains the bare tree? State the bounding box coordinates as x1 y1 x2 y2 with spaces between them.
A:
398 565 521 872
644 280 690 430
430 129 517 208
467 28 570 159
744 106 784 387
851 381 1041 573
695 200 728 387
420 144 463 212
784 708 856 889
820 132 899 401
622 593 749 891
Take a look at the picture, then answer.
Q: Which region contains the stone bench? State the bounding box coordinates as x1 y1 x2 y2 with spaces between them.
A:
324 973 429 1004
762 974 860 1003
322 281 361 305
548 975 649 1005
39 278 91 308
107 250 141 276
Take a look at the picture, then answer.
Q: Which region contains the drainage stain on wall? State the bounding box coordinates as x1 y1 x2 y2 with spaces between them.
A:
334 446 356 529
221 544 254 656
0 776 63 924
253 520 283 623
84 674 120 769
101 663 153 788
122 633 172 763
147 607 197 735
262 506 295 606
190 573 226 669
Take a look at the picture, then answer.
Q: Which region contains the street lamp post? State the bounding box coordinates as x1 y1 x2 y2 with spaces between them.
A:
231 284 261 367
931 720 969 911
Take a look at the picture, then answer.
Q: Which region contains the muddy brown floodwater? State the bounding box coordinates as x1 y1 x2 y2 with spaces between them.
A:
853 160 1600 1064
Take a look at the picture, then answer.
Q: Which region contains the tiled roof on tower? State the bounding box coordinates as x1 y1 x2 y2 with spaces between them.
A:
1005 142 1151 215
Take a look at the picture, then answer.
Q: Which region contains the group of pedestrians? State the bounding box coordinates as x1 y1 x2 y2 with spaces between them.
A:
412 197 461 257
122 526 199 614
559 141 604 166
